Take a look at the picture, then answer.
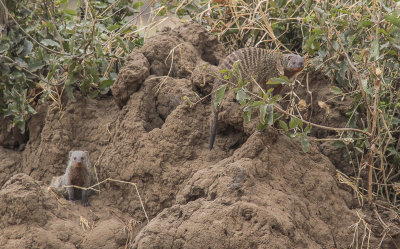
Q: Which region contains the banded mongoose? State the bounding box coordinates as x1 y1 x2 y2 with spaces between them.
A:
209 47 305 150
50 151 94 206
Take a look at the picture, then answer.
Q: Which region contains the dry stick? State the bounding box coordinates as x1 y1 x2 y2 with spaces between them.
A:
366 5 382 202
49 0 64 52
372 204 395 249
249 77 372 136
273 104 371 136
69 178 150 224
305 72 314 123
336 29 377 203
155 43 184 93
99 0 122 17
379 109 393 201
367 76 380 203
101 1 151 48
341 42 373 118
93 178 150 224
256 1 290 51
189 69 372 137
92 123 113 192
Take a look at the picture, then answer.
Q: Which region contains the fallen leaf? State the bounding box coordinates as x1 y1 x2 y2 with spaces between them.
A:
298 99 307 111
318 101 331 115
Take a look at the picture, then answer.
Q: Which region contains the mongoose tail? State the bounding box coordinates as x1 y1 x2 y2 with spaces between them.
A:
209 105 219 150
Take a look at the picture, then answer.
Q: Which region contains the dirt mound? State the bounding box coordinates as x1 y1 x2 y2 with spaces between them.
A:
0 173 129 249
134 131 357 248
0 22 395 248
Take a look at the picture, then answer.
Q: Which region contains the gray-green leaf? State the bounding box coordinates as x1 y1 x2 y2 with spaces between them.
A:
214 84 227 109
300 135 309 153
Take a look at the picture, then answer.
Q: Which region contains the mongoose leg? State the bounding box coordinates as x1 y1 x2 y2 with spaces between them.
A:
82 189 90 206
67 186 75 202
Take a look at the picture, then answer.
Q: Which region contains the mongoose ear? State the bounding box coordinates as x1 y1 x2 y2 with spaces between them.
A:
69 151 72 158
276 59 284 76
84 151 89 158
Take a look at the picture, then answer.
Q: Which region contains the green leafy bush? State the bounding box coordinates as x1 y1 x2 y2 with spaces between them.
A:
0 0 144 131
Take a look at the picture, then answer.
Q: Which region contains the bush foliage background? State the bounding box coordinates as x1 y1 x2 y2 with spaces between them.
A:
1 0 400 208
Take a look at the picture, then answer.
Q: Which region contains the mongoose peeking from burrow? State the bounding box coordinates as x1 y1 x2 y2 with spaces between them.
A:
50 150 94 206
209 47 305 150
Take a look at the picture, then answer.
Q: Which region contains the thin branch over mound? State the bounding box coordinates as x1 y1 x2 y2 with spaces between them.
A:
186 69 371 137
91 178 150 224
50 178 149 224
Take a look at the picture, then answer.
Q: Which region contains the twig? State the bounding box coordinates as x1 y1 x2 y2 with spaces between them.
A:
188 69 372 137
273 103 371 136
68 178 150 224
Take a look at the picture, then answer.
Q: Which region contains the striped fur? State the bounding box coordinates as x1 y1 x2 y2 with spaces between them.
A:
209 47 304 150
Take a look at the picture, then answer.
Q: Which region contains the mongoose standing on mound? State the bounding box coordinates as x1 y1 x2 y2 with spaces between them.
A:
50 151 94 206
209 47 305 150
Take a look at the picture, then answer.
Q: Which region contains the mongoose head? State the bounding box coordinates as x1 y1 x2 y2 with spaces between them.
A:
284 54 305 73
279 54 305 80
69 151 89 168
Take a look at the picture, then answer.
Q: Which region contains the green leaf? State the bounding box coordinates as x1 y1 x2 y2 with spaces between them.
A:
108 24 122 31
384 13 400 28
22 40 33 57
26 104 37 115
267 76 289 85
88 90 99 98
247 101 264 108
231 60 243 81
266 104 274 126
244 109 251 123
296 118 303 129
236 89 249 105
29 61 45 72
304 125 312 134
279 120 288 132
300 135 309 153
289 118 297 129
96 44 103 57
219 69 230 74
65 83 76 102
133 1 144 8
332 41 339 51
62 9 77 16
370 39 379 60
116 36 128 53
214 84 227 109
15 58 28 68
260 104 267 124
0 43 10 53
357 20 373 29
330 86 343 95
41 39 60 48
99 79 114 90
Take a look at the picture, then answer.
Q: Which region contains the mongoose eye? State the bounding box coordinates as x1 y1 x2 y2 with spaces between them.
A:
74 157 77 160
81 157 84 160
